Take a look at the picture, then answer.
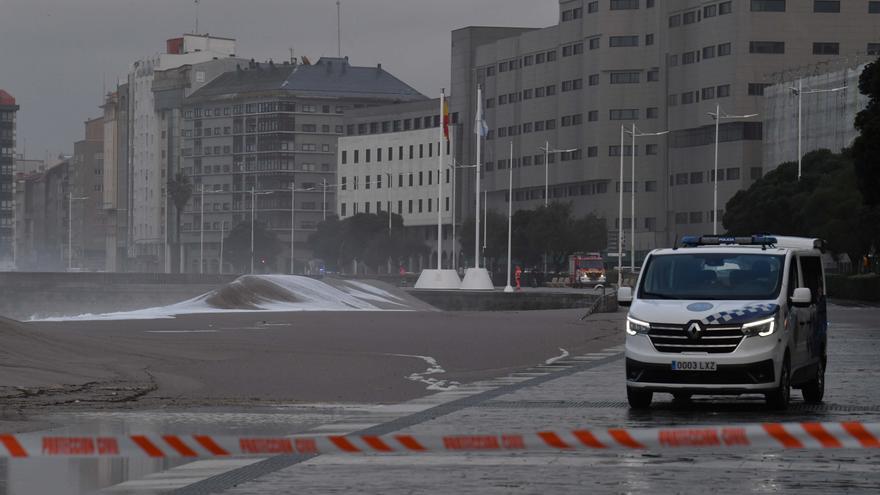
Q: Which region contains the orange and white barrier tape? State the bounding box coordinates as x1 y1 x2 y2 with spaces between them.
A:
1 423 878 458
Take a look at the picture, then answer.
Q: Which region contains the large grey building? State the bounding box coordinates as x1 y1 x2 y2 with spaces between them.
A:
451 0 880 263
179 57 425 274
0 90 18 266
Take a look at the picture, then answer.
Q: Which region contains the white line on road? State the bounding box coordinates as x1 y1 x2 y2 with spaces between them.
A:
545 348 570 365
146 330 219 334
390 354 461 391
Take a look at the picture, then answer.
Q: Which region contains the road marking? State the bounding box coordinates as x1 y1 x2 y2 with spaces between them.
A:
146 330 219 334
545 348 570 365
390 354 461 391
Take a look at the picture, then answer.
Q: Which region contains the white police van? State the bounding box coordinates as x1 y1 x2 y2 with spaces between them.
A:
618 235 828 410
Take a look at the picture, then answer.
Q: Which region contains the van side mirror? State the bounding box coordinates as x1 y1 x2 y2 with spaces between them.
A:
791 288 812 307
617 287 633 307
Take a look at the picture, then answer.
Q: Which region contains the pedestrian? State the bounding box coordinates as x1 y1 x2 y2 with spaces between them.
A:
399 265 407 287
515 265 522 291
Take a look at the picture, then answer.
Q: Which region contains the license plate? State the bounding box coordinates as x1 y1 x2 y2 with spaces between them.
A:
671 361 717 371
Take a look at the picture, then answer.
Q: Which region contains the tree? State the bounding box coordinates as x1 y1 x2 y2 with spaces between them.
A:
458 210 508 267
167 172 193 270
223 221 283 273
723 149 875 266
853 57 880 206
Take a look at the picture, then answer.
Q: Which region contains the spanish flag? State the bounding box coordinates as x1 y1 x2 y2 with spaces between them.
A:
442 92 450 142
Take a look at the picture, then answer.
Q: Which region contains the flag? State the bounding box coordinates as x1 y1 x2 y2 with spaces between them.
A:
442 97 450 142
475 87 488 137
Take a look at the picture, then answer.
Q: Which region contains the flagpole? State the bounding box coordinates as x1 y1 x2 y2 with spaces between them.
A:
474 85 482 270
437 90 444 270
451 125 457 270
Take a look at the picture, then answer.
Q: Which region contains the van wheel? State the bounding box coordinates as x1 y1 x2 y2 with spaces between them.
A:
766 358 791 410
627 387 652 409
802 358 825 404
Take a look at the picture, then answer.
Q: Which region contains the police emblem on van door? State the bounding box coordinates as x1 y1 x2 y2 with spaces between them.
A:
686 321 704 340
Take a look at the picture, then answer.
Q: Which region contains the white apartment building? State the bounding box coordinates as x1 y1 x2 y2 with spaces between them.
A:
126 34 237 271
337 99 458 269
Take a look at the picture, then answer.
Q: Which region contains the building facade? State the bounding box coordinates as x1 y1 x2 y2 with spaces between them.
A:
14 160 70 271
337 99 459 270
763 62 872 169
179 57 426 274
71 117 105 271
451 0 880 263
0 90 19 266
126 34 239 272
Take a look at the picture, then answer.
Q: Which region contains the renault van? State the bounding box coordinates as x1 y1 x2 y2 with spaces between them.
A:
618 235 827 410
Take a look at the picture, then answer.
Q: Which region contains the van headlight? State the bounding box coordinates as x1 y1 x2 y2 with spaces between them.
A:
741 317 776 337
626 316 651 336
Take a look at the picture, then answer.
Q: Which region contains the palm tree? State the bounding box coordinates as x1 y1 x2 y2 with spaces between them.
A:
167 172 193 271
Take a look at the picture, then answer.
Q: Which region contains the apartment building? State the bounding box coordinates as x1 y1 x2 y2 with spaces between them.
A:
0 90 18 265
337 99 460 269
71 117 106 271
126 34 239 272
179 57 425 274
451 0 880 262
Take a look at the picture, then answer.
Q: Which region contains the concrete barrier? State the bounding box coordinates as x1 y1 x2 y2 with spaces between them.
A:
406 289 617 313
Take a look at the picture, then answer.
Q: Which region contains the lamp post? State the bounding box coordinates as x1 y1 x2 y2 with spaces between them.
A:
708 105 758 235
537 142 578 275
289 183 315 275
199 184 205 274
251 186 272 274
504 140 514 293
537 142 579 207
219 220 224 275
67 193 88 271
790 80 846 180
623 124 668 273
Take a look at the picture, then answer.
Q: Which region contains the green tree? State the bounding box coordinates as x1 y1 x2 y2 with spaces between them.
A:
458 210 508 267
308 212 425 272
723 149 875 266
223 221 283 273
853 57 880 206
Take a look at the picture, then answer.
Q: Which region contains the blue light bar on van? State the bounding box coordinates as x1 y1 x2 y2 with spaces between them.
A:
680 235 778 247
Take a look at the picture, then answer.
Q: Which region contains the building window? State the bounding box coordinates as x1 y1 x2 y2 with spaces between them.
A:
669 14 681 27
813 0 839 12
720 1 733 14
588 1 599 13
871 1 880 13
609 109 639 120
589 74 599 86
717 84 731 97
647 69 659 81
704 4 717 17
690 171 704 184
610 71 640 84
683 11 697 24
546 84 557 95
813 42 839 55
682 92 695 104
646 107 659 119
668 94 678 106
645 144 658 155
547 50 557 61
718 42 732 56
701 87 716 100
646 34 654 46
751 0 785 12
609 35 639 47
669 54 679 66
750 41 785 54
727 167 741 180
703 45 716 59
589 37 600 50
588 146 598 157
690 212 703 224
748 83 771 96
682 51 696 64
610 0 639 10
588 110 599 121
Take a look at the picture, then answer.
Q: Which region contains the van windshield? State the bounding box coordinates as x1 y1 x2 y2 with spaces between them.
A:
638 253 785 300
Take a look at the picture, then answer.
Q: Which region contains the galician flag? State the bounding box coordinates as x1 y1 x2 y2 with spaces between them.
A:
475 86 488 137
442 92 450 142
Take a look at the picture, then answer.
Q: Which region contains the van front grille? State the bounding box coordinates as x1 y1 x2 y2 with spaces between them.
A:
648 324 743 354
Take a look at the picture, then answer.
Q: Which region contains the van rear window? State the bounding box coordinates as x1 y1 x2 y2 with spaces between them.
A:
638 253 785 300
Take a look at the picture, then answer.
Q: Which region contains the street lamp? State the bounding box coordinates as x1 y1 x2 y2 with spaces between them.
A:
289 183 315 275
708 105 759 235
537 142 579 207
251 186 273 274
67 193 88 271
623 125 668 273
790 81 846 180
504 140 515 293
199 184 205 274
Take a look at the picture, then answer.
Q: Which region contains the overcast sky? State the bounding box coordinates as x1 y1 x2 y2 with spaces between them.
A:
0 0 557 160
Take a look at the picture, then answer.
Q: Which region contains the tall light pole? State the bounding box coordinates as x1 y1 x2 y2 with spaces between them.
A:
386 173 393 232
289 183 315 275
538 142 578 207
67 193 87 271
618 125 624 287
219 220 224 275
199 184 205 274
251 186 272 274
624 124 668 273
483 188 487 268
164 188 170 274
708 105 758 235
504 140 514 293
790 80 846 180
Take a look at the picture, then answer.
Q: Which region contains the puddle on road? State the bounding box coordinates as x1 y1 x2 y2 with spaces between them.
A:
1 405 379 494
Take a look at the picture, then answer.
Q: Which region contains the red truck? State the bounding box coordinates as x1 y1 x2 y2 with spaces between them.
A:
569 252 607 288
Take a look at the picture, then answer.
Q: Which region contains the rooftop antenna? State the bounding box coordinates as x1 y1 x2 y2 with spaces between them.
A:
337 0 341 57
289 47 295 64
194 0 200 34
